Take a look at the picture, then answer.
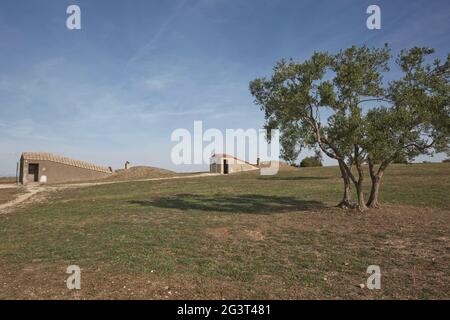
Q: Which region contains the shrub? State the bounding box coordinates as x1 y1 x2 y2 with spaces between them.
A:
393 154 408 164
300 156 323 167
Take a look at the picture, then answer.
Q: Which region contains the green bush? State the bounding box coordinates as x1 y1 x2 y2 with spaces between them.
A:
393 154 408 164
300 156 323 167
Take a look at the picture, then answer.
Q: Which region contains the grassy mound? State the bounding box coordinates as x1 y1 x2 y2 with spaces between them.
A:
106 166 177 181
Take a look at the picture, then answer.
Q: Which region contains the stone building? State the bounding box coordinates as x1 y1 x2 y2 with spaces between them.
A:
209 153 259 174
19 152 112 185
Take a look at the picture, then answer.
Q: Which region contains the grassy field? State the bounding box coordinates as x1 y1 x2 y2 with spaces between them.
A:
0 163 448 299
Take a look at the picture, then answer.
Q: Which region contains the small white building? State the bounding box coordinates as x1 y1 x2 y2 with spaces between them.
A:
209 153 259 174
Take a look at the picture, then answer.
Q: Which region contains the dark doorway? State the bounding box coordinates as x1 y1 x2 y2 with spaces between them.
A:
28 163 39 182
223 160 229 174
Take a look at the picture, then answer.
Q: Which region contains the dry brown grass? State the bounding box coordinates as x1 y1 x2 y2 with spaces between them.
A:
0 187 24 205
100 166 177 182
0 177 15 185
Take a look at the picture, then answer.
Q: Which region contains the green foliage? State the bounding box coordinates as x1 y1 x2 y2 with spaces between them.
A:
392 154 409 164
250 45 449 164
300 156 323 167
249 45 394 164
250 44 450 207
364 47 450 164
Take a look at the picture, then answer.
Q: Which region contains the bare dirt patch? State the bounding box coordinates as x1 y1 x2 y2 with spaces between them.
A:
0 178 15 185
242 229 265 241
0 259 329 300
0 185 59 214
205 227 229 239
0 187 27 208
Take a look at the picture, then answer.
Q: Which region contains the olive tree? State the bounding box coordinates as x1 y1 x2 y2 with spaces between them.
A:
250 45 449 210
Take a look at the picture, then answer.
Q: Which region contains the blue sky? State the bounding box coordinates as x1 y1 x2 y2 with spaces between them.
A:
0 0 449 175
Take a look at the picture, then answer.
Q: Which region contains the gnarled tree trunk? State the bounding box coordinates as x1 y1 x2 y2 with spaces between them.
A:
337 160 354 208
353 147 367 211
355 183 367 211
354 161 367 211
340 155 366 211
367 158 389 208
367 176 382 208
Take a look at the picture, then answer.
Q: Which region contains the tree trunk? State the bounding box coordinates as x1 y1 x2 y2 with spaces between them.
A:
367 177 382 208
337 160 354 208
356 183 367 211
339 156 365 211
367 158 388 209
354 155 367 212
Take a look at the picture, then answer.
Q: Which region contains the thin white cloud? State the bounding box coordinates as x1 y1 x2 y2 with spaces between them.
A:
0 119 65 142
127 0 189 65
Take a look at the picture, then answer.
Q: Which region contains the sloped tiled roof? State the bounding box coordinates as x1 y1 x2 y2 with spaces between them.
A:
22 152 112 174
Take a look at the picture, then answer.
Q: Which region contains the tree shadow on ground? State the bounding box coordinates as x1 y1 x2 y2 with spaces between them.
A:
128 194 325 214
257 176 330 181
